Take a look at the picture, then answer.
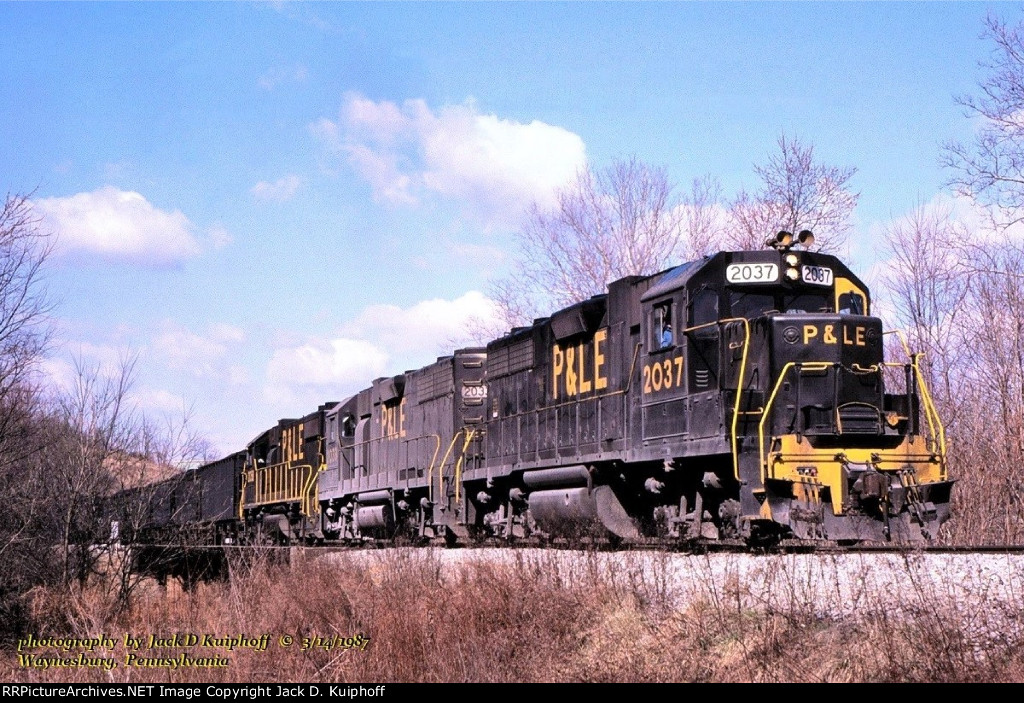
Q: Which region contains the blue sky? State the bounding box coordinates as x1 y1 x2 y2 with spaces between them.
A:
0 2 1001 455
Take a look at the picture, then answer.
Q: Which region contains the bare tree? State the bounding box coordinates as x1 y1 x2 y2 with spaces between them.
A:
80 379 212 622
681 175 729 260
942 241 1024 544
46 355 139 587
944 13 1024 229
0 194 217 632
879 201 972 410
489 144 859 332
963 242 1024 451
0 193 52 467
492 156 688 328
0 192 53 634
878 195 1024 543
727 134 859 253
20 353 213 630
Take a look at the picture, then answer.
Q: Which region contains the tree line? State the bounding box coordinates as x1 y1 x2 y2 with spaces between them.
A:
0 195 208 638
491 134 859 331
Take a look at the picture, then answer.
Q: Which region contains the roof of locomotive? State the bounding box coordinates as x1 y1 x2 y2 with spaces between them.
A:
487 248 870 348
641 248 867 303
640 256 707 302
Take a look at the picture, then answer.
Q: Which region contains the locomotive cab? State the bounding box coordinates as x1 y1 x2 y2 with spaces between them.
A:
318 350 487 543
638 245 952 543
240 404 337 544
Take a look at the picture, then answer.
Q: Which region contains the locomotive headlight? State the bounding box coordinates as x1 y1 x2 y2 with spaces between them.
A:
784 253 799 267
785 267 800 281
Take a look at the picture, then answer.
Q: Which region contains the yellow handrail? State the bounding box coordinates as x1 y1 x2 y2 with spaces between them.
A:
884 331 938 441
490 343 643 426
431 431 466 503
342 431 442 490
247 461 314 505
757 362 832 482
423 434 443 501
757 354 947 482
883 330 947 466
681 317 751 481
453 429 477 503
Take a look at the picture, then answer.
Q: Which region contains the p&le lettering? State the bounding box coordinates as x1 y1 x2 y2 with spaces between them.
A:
552 329 608 399
802 324 867 347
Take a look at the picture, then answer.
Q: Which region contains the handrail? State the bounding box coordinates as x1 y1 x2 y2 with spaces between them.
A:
429 431 463 503
453 429 477 503
883 330 947 467
757 354 947 483
757 362 833 483
248 460 314 504
306 437 328 517
427 428 480 504
241 437 327 516
883 331 937 440
493 342 643 423
346 431 442 486
682 317 751 481
424 434 442 501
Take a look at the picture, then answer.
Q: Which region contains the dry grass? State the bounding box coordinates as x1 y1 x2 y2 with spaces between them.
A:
5 548 1024 683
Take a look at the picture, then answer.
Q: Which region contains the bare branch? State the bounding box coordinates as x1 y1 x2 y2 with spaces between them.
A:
944 13 1024 229
492 156 688 326
726 134 859 253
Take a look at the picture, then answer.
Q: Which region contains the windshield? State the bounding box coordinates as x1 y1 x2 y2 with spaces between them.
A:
729 292 775 319
728 290 833 318
783 293 831 314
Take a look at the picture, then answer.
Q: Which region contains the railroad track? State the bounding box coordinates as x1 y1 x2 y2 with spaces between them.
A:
121 538 1024 556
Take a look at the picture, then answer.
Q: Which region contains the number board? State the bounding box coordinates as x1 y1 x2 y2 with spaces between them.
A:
801 265 833 286
461 384 487 400
726 263 779 284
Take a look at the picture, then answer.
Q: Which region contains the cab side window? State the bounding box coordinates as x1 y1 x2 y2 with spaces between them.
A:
838 292 866 315
653 302 673 350
689 289 719 326
342 414 356 439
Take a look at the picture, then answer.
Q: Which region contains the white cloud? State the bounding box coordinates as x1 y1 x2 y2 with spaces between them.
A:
38 342 139 400
443 240 508 276
42 321 256 457
860 193 989 332
313 93 587 227
264 291 502 407
208 323 245 344
341 144 417 206
151 321 247 380
860 191 1024 275
38 357 78 394
342 291 500 356
949 193 1024 244
265 337 388 408
34 186 202 266
251 175 301 202
131 387 189 415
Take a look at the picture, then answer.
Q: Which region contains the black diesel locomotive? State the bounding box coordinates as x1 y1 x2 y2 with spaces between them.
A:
126 234 952 548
